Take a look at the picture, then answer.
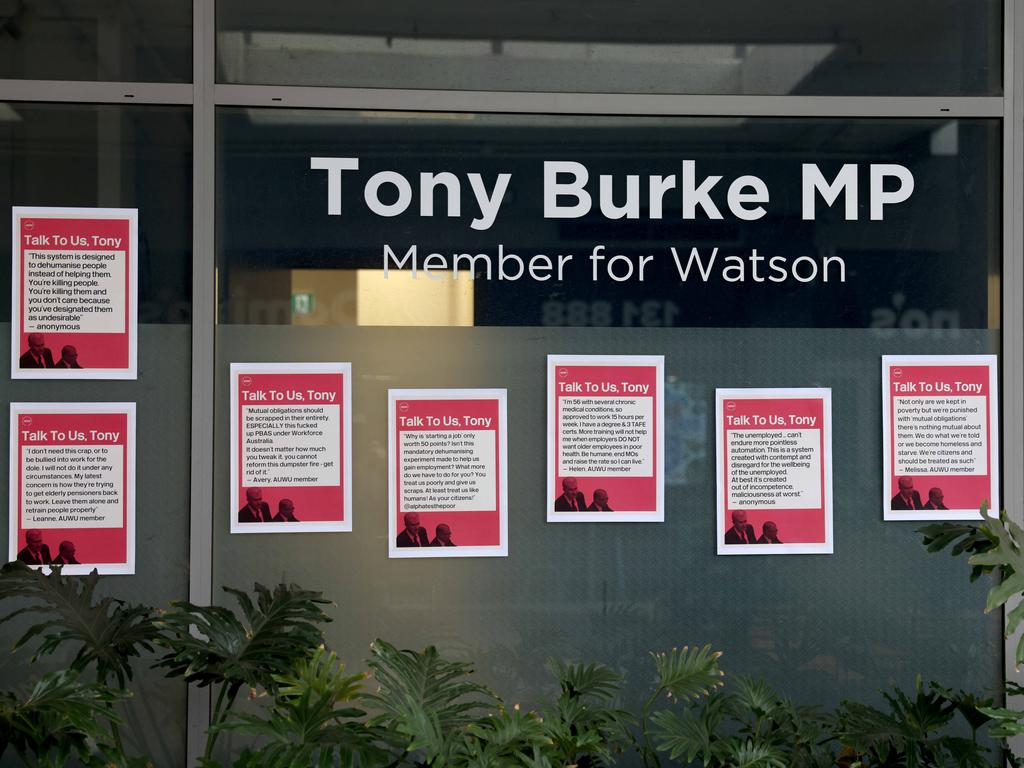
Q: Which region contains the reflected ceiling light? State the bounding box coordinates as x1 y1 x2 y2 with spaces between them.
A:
221 30 834 97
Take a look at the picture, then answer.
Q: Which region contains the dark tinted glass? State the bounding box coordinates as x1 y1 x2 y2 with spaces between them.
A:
0 0 191 82
0 103 192 765
217 0 1001 95
0 103 192 322
213 109 1002 738
217 110 1000 331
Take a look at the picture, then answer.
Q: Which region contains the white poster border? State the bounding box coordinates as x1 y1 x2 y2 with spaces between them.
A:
10 206 138 380
715 387 834 556
388 388 509 559
881 354 999 522
230 362 354 534
8 401 136 575
546 354 665 523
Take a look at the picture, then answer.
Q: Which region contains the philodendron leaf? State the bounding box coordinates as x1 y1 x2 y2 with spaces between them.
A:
964 511 1024 666
155 582 331 691
547 658 622 701
711 737 788 768
650 644 725 701
978 706 1024 739
217 648 390 768
650 706 719 764
0 560 160 686
918 521 998 582
0 668 127 766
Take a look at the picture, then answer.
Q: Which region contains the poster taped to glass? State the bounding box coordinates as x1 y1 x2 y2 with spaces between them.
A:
9 402 136 575
231 362 353 533
389 389 508 558
11 207 138 379
547 354 664 522
716 388 833 555
882 355 999 521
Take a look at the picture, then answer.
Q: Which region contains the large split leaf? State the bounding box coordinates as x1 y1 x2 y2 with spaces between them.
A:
0 668 128 767
220 646 390 768
649 644 725 702
363 639 496 765
155 582 331 691
541 659 633 765
0 561 159 686
964 511 1024 668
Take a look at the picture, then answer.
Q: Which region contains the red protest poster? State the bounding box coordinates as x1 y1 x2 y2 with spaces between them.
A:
716 388 833 555
389 389 508 558
882 355 999 521
9 402 135 575
11 207 137 380
547 355 664 523
231 363 352 534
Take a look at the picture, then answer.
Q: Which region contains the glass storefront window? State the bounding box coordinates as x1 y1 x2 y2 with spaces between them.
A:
213 108 1002 716
0 102 191 765
218 111 1000 331
0 1 191 82
217 0 1001 96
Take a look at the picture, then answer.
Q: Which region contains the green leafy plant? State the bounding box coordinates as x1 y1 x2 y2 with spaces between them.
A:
961 513 1024 666
362 638 498 766
919 505 1024 764
154 582 332 763
649 674 830 768
917 521 998 584
216 645 390 768
0 668 136 768
833 677 992 767
0 561 161 759
636 644 725 768
539 659 634 767
456 705 551 768
0 561 161 687
1 559 1012 768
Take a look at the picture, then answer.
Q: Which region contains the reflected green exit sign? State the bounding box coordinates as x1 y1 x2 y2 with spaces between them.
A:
291 292 316 316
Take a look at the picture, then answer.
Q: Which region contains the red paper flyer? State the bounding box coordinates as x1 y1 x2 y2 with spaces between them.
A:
882 355 999 521
547 355 664 523
716 388 833 555
231 363 352 534
389 389 508 558
9 402 135 575
11 207 137 379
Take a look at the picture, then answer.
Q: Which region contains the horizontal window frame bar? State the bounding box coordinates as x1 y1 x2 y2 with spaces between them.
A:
0 79 193 105
214 84 1003 117
0 79 1006 118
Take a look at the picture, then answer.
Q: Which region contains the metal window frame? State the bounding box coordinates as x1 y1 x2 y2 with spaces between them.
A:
0 0 1018 763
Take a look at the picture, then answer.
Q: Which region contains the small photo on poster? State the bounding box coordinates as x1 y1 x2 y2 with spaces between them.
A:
716 388 833 556
230 363 352 534
547 355 664 523
389 389 508 558
11 207 138 380
9 402 136 575
882 355 999 522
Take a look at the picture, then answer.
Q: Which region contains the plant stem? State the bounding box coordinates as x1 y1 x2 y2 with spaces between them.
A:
637 686 665 768
102 671 127 758
109 715 125 756
203 681 241 762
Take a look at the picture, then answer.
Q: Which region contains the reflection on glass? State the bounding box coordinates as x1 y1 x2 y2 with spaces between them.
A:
0 102 192 321
212 324 1002 718
217 110 1001 331
228 268 474 326
216 0 1000 95
664 378 707 486
0 102 192 765
0 0 191 82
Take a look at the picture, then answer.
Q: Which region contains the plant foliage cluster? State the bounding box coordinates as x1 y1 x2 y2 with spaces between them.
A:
0 503 1021 767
